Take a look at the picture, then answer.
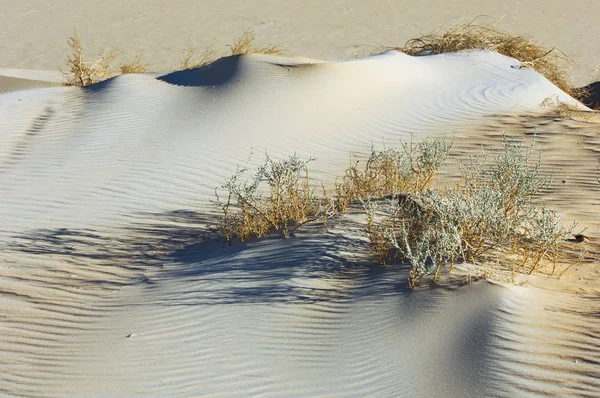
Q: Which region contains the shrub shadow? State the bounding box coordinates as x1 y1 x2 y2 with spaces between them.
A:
8 210 409 304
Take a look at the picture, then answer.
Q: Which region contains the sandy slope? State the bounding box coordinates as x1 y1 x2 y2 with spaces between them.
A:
1 52 599 397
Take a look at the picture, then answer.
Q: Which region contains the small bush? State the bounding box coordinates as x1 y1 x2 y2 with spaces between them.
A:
61 32 119 86
215 153 335 244
61 32 146 86
362 136 576 287
335 136 452 212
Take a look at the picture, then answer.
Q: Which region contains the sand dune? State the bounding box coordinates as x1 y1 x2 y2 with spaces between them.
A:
1 52 599 396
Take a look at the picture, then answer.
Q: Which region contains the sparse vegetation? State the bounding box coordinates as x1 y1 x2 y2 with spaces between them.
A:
228 29 282 56
119 55 148 74
215 137 578 288
178 29 282 70
179 47 216 70
540 95 581 116
358 136 576 287
61 32 120 86
540 95 599 120
214 153 335 245
377 20 576 96
61 32 148 86
335 137 452 212
62 29 284 81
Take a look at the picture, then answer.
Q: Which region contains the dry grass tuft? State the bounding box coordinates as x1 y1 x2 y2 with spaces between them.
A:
335 136 452 213
177 29 282 70
228 29 282 56
395 21 575 96
540 95 599 120
179 47 216 70
119 55 148 74
215 153 335 244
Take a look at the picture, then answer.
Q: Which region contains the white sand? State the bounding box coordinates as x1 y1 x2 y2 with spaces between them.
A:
1 49 599 397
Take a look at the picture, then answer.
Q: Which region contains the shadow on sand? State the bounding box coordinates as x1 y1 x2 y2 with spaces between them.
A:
8 209 413 305
157 55 243 87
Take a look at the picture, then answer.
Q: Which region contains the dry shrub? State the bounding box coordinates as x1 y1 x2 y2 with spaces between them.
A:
215 153 335 244
119 55 148 74
229 29 282 56
398 21 575 96
61 32 119 86
179 47 216 70
361 199 397 265
336 136 452 213
61 32 146 86
340 136 452 265
63 28 284 80
362 136 577 287
540 95 599 120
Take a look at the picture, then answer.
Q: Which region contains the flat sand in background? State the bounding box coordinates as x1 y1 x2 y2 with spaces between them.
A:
1 0 599 85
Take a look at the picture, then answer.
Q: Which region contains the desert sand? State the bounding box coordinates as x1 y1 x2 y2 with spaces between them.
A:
1 2 600 397
1 0 600 86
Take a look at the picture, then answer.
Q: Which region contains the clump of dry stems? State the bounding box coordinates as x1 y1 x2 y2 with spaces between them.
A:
540 95 599 120
228 29 282 56
119 55 148 74
61 32 147 86
180 47 216 70
397 21 575 96
179 29 282 70
335 137 452 212
215 153 335 244
63 28 282 84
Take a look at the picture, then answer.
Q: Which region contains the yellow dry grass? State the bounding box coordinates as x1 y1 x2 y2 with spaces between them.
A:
179 47 216 70
177 29 282 70
395 21 576 96
540 96 599 121
62 32 147 86
119 56 148 74
216 154 334 244
228 29 282 56
63 29 284 83
61 32 119 86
